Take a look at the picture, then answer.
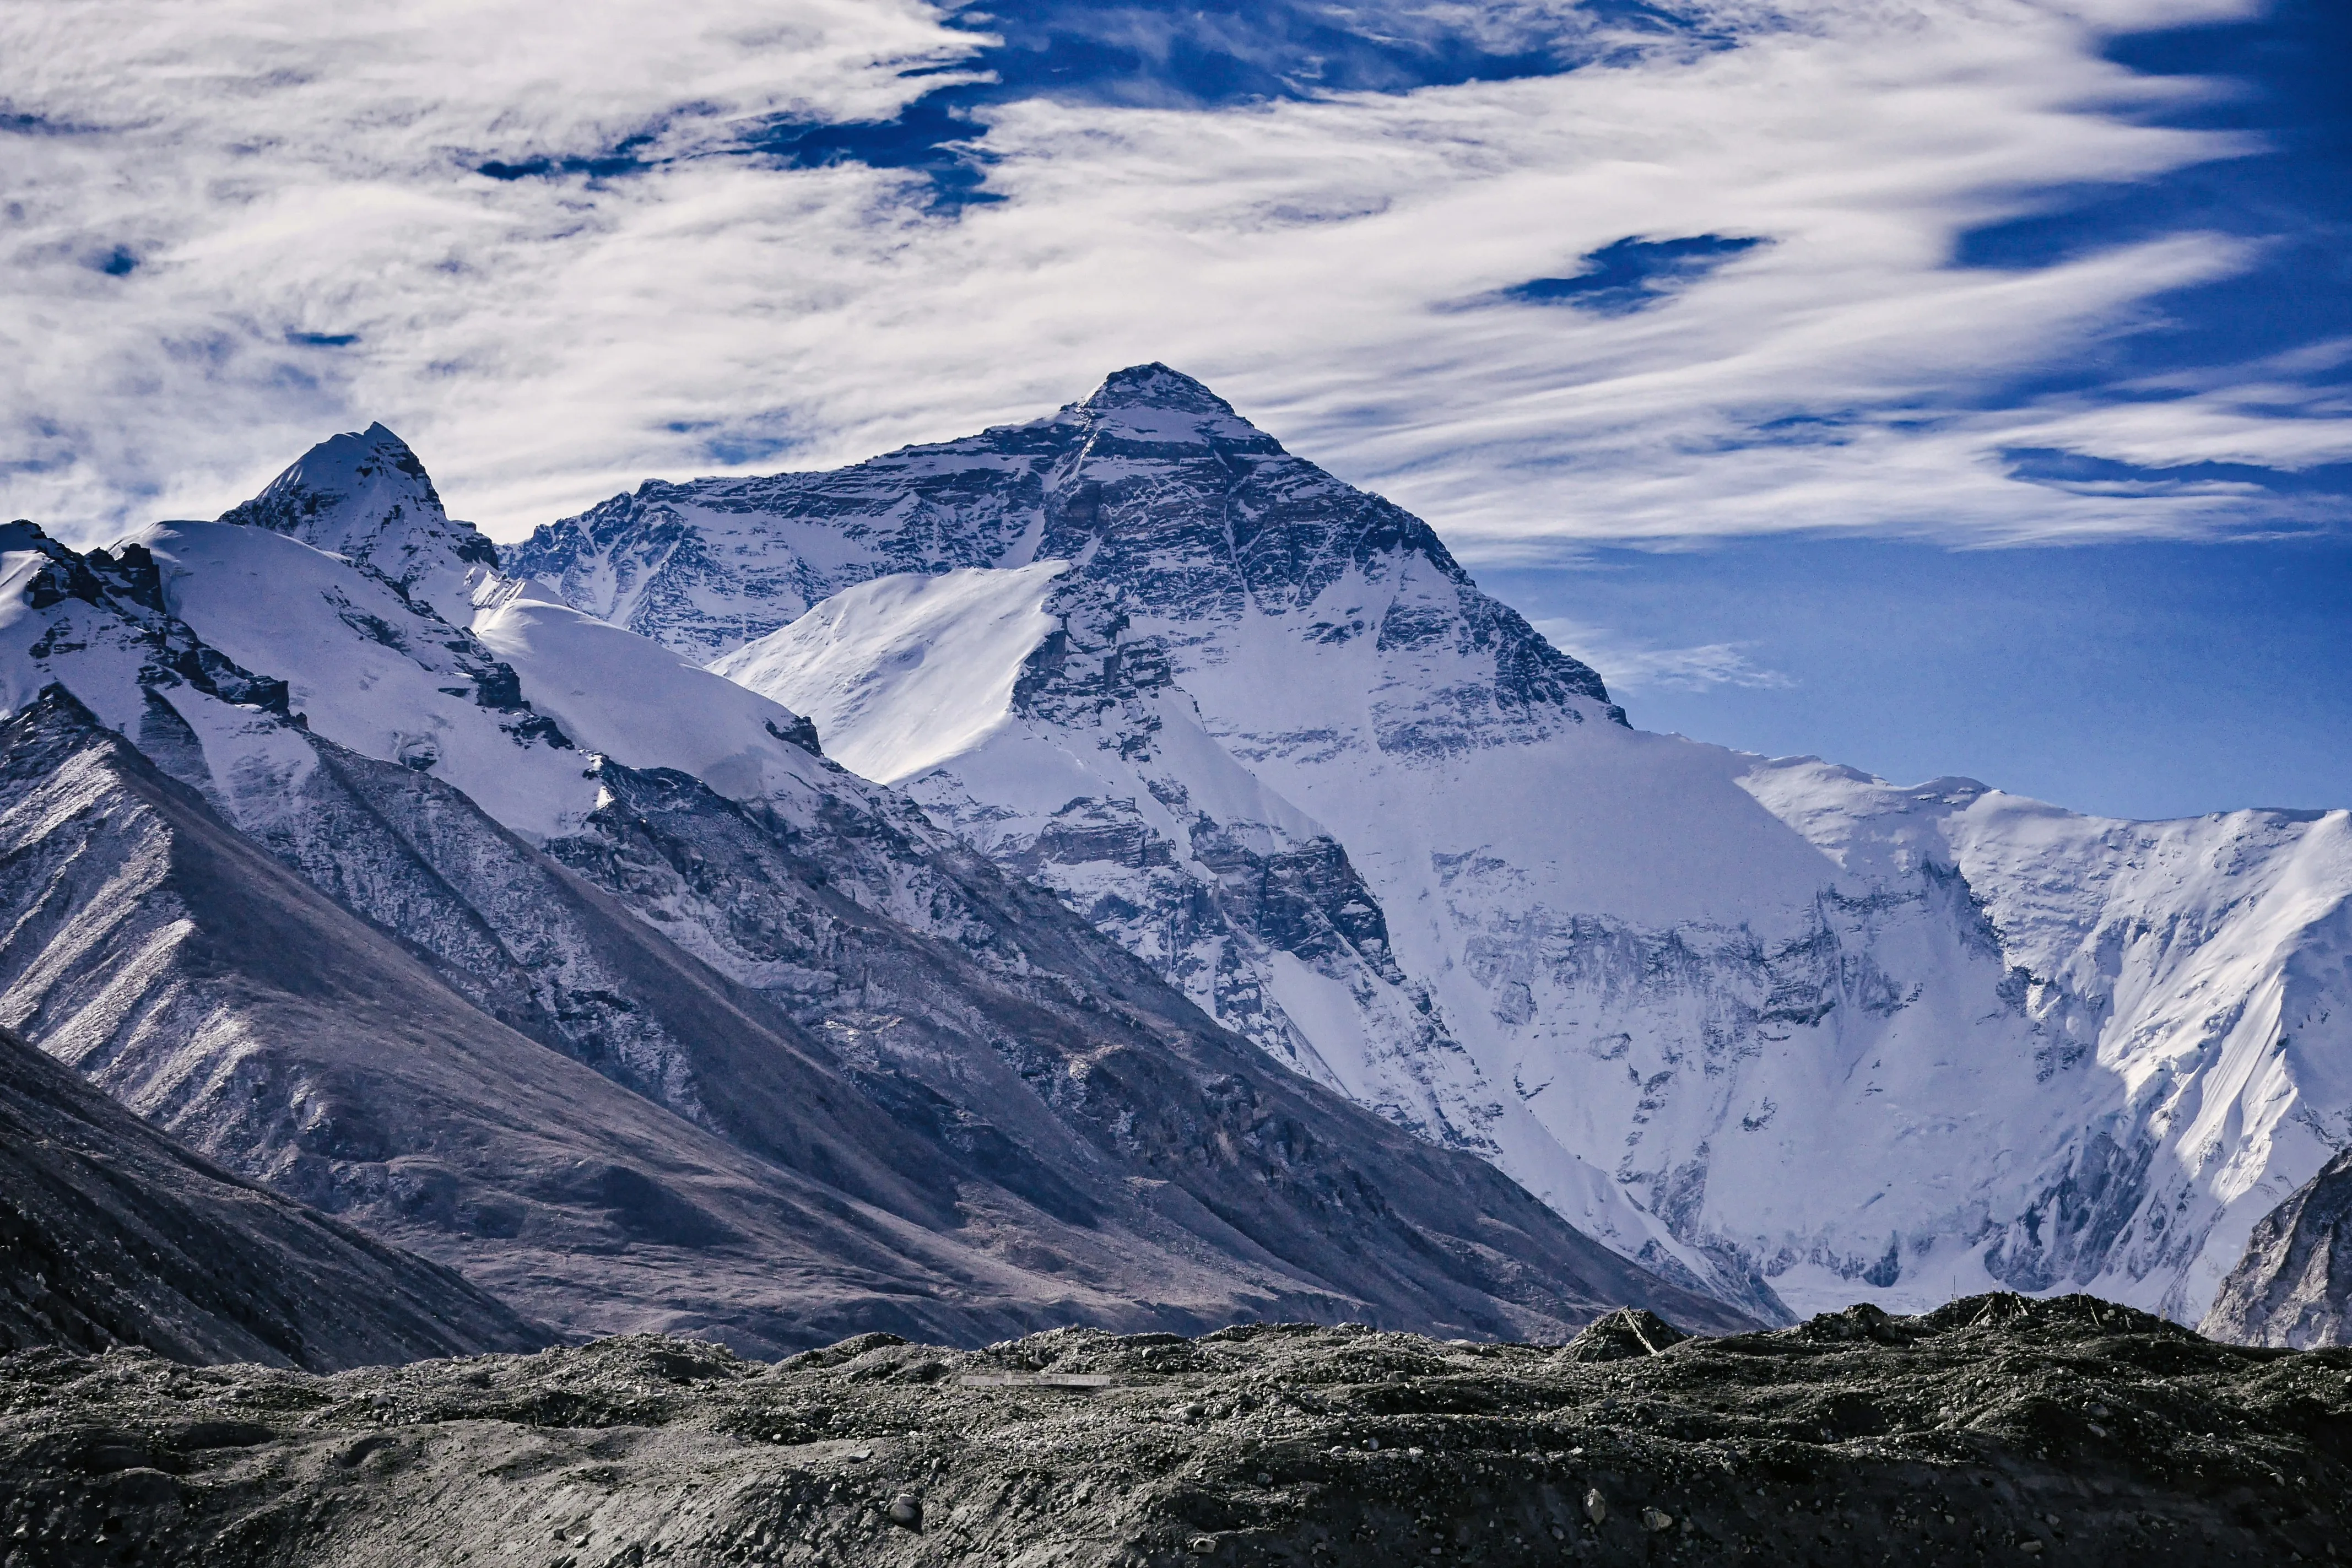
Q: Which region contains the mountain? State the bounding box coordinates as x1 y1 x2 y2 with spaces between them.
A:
0 439 1752 1354
512 363 2352 1332
217 419 498 625
0 1019 547 1370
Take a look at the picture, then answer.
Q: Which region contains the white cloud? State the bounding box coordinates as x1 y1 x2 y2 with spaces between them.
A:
1 0 2318 553
1534 618 1794 692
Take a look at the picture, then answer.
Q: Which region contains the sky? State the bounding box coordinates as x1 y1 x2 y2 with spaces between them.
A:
1 0 2343 820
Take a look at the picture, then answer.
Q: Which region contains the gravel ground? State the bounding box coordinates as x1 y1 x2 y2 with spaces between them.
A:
2 1293 2345 1567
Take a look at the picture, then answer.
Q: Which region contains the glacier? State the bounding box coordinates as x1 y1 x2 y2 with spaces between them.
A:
512 363 2352 1328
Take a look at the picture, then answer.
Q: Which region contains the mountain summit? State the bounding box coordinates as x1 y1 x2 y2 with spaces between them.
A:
1080 362 1232 410
219 422 499 623
511 361 1616 722
1064 362 1286 453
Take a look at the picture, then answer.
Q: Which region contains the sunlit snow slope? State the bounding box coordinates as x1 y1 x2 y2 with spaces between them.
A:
713 562 1070 785
515 364 2352 1327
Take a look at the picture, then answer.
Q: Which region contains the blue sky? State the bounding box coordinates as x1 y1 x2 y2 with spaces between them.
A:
1499 536 2352 820
1512 0 2351 818
1 0 2343 818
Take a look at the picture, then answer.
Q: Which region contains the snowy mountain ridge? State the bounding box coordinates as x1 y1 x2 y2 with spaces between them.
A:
513 364 2352 1329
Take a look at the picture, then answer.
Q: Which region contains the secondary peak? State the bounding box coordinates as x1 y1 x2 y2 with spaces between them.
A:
219 423 499 624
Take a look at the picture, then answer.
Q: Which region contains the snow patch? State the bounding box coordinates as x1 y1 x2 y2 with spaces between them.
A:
711 561 1070 786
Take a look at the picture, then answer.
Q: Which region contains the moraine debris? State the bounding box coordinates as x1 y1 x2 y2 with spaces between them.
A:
2 1294 2348 1566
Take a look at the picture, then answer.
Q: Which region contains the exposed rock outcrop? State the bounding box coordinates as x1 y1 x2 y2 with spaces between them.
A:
2203 1149 2352 1348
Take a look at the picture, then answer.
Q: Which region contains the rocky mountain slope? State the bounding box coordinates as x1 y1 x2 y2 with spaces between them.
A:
2201 1150 2352 1349
0 686 1085 1354
0 436 1750 1355
4 1294 2345 1566
513 364 2352 1332
0 1021 546 1370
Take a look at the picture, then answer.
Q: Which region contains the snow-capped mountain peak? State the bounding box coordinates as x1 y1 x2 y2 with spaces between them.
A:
218 423 498 625
1063 363 1284 453
515 366 2352 1331
4 424 1753 1350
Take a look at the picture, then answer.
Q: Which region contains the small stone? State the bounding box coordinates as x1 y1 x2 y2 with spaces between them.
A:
886 1493 922 1531
2045 1515 2061 1527
1256 1473 1273 1485
1583 1489 1608 1526
1641 1507 1673 1533
2020 1543 2043 1555
1188 1536 1218 1555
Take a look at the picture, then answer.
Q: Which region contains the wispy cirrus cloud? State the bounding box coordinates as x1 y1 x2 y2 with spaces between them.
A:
3 0 2337 557
1534 617 1794 693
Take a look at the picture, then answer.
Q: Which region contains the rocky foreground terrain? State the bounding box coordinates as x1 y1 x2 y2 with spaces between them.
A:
4 1294 2344 1567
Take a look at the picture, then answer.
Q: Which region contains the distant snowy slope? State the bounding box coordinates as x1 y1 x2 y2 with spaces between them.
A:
131 517 593 837
525 365 2352 1331
472 575 832 802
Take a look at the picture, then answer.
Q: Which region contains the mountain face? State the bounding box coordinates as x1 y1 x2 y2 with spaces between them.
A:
513 364 2352 1333
0 685 1063 1354
0 434 1752 1356
0 1020 548 1370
